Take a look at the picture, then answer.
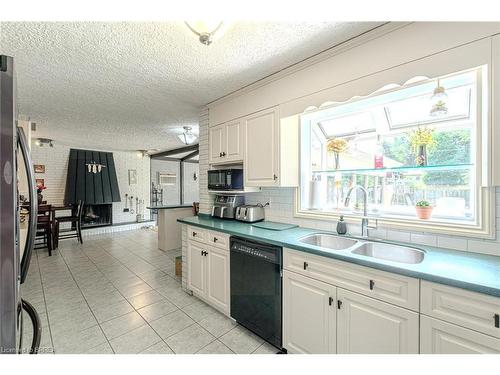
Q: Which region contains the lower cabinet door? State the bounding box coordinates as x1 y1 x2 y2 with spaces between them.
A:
337 288 419 354
283 270 336 354
420 315 500 354
206 246 230 314
187 241 206 296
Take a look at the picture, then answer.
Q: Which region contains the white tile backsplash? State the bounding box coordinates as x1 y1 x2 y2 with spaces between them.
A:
436 236 468 251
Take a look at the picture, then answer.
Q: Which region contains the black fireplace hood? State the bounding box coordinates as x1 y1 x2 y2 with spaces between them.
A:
65 148 121 205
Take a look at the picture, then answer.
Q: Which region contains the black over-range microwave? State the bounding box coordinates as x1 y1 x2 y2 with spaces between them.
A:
208 168 244 190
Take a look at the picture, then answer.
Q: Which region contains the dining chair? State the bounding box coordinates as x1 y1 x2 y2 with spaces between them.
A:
34 204 53 256
54 200 84 248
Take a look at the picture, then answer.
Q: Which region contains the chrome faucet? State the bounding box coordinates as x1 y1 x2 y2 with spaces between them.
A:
344 185 375 238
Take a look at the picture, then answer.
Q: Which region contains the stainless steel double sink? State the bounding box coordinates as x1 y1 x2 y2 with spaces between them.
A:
299 233 425 264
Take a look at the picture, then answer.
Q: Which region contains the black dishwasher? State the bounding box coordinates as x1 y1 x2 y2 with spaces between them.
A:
230 236 282 349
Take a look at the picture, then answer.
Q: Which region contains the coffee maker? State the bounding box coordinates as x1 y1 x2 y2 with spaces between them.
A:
211 194 245 219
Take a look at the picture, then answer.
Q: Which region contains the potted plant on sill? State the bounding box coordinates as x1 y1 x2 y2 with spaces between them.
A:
415 200 433 220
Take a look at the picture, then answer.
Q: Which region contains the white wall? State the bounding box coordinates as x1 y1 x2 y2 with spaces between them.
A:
150 159 181 205
201 23 500 257
30 143 151 224
183 162 199 204
150 159 199 205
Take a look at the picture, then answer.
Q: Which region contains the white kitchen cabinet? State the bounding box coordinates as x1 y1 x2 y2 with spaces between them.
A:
421 281 500 339
420 315 500 354
206 245 230 313
283 248 420 311
187 241 206 296
244 107 280 186
336 288 419 354
187 235 230 316
243 107 298 187
209 124 225 164
224 120 243 162
209 120 244 165
283 270 337 354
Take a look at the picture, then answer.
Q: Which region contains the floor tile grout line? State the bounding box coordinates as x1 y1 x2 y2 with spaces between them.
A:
93 235 242 352
32 249 56 354
86 240 198 315
75 240 179 353
55 244 116 354
190 322 228 354
31 230 263 354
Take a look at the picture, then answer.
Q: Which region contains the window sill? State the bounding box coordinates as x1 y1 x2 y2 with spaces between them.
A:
294 189 496 240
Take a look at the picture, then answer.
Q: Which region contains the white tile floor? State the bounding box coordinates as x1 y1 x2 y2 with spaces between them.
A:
21 228 278 354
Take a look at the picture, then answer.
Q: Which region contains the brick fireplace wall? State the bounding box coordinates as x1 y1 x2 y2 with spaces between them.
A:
31 143 151 224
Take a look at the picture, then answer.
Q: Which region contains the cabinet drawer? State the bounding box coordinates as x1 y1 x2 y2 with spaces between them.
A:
187 226 206 243
283 248 419 311
421 281 500 338
207 231 229 250
420 315 500 353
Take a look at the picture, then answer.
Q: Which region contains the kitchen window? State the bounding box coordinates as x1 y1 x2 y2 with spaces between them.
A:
297 67 493 236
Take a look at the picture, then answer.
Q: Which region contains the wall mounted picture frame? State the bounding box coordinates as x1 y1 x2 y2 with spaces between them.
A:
34 164 45 173
35 178 45 188
128 169 137 185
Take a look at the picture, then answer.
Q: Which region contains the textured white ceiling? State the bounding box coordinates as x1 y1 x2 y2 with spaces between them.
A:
0 22 381 151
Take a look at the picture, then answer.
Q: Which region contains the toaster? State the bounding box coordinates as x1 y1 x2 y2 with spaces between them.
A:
235 205 265 223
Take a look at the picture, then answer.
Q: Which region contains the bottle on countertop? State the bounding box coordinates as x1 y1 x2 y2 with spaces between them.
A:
374 134 384 169
336 215 347 235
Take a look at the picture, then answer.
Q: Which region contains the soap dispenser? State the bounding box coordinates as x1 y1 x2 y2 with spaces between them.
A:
336 215 347 235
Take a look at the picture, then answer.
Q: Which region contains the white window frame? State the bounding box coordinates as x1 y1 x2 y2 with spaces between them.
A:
295 66 496 239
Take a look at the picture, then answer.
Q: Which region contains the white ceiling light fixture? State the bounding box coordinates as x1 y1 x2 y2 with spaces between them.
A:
185 21 225 46
429 78 448 117
177 126 198 145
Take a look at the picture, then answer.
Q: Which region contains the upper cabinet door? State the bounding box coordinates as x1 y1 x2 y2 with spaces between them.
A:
224 120 243 163
283 270 337 354
209 124 225 164
244 107 280 187
337 288 419 354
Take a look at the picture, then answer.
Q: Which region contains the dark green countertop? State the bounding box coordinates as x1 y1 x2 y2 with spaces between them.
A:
178 215 500 297
146 205 193 210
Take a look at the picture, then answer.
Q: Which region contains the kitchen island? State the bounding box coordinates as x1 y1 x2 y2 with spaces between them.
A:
147 205 193 251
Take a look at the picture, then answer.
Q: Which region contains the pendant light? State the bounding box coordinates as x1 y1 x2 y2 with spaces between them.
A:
185 21 224 46
430 78 448 117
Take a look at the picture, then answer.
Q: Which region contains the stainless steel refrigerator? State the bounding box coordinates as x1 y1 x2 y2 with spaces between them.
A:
0 55 41 354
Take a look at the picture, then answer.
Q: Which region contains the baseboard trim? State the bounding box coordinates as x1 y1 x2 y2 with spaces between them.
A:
82 221 155 236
